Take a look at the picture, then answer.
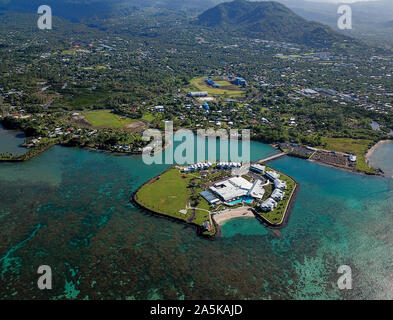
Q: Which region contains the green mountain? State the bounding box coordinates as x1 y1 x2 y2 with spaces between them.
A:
0 0 223 20
196 0 351 47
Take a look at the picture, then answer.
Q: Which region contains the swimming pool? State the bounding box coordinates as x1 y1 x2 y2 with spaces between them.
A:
228 196 254 206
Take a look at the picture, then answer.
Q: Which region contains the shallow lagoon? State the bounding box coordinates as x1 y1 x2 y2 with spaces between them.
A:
368 141 393 178
0 123 26 156
0 137 392 300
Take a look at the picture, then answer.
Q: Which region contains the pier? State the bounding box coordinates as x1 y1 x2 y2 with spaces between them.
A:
257 152 287 164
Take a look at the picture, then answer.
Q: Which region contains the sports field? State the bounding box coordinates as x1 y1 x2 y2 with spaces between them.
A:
189 77 245 97
212 80 233 87
84 110 136 129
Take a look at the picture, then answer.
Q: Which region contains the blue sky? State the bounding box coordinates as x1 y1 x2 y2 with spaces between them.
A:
308 0 378 3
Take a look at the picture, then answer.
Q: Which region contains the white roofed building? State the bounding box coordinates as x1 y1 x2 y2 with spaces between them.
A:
260 198 277 212
274 179 287 190
248 180 265 200
250 164 266 174
188 91 208 97
209 177 253 202
271 189 285 201
266 171 280 181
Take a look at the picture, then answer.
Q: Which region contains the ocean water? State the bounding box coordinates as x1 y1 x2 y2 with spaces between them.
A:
0 136 392 299
368 141 393 178
0 124 26 156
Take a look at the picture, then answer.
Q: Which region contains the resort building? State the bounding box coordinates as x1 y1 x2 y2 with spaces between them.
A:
271 189 285 202
209 177 253 202
200 191 220 205
259 198 277 212
216 162 242 170
274 179 287 190
266 170 280 181
248 180 265 200
183 162 212 172
250 164 266 174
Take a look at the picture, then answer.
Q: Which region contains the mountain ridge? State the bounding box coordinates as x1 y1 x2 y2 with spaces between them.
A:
196 0 351 47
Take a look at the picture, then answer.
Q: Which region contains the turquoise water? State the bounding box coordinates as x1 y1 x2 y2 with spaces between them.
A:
368 141 393 178
0 123 26 156
0 137 392 300
228 196 254 206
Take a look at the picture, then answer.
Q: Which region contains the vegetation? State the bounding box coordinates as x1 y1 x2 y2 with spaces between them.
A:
84 110 137 129
196 0 352 47
256 167 297 225
134 168 216 236
187 77 245 97
318 137 376 173
0 1 391 171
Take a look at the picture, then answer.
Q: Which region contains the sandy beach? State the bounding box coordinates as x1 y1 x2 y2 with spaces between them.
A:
212 207 255 225
365 140 391 165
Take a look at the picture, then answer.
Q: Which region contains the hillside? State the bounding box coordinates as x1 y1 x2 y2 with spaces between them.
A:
196 0 351 47
0 0 224 21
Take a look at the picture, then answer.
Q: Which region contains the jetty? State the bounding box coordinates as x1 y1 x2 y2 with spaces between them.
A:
257 152 287 164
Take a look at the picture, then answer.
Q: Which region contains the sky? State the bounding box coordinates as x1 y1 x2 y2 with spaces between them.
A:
308 0 378 3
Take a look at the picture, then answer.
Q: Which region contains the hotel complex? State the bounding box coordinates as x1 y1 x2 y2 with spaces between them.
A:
183 162 289 212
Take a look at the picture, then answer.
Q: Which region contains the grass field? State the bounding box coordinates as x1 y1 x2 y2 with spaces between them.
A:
61 50 76 55
188 77 245 97
84 110 136 129
319 137 375 173
82 65 107 70
135 168 191 219
135 168 215 236
142 112 156 122
212 80 233 87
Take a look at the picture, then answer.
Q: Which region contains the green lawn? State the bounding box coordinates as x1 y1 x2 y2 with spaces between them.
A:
135 168 216 236
61 50 76 55
135 168 191 220
212 80 233 86
318 137 375 173
84 110 136 129
142 112 156 122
